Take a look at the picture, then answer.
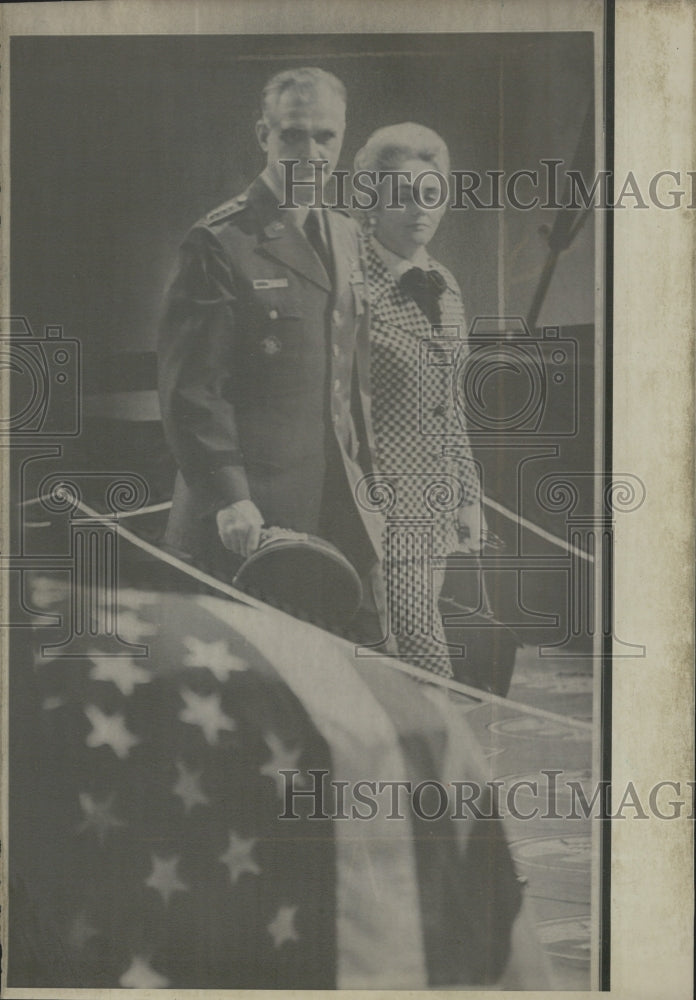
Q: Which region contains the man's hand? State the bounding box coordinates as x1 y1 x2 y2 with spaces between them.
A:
455 502 486 554
216 499 265 558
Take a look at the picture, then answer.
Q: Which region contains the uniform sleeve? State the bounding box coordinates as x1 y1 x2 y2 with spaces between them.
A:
157 225 251 517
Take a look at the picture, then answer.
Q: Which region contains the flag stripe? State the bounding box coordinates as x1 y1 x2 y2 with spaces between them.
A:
66 501 593 732
199 595 428 989
354 658 521 984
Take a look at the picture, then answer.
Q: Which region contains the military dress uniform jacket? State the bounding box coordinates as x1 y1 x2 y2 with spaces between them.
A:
158 178 381 572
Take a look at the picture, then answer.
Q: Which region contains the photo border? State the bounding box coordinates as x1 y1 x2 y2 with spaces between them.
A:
1 2 693 998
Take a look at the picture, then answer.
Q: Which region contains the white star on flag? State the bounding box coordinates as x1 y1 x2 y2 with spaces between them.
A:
33 648 57 670
259 732 302 799
183 636 249 682
84 705 140 759
145 854 189 906
178 688 236 744
112 589 159 610
267 904 299 948
87 650 152 696
115 610 159 644
119 955 170 988
42 695 65 711
67 911 99 951
172 760 210 813
218 831 261 884
77 791 126 844
29 574 70 609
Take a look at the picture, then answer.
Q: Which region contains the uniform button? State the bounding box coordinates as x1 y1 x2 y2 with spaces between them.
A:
269 309 279 320
332 344 340 358
332 309 341 325
333 379 341 393
332 413 340 424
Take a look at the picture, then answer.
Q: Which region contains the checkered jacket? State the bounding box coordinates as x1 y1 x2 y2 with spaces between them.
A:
364 238 481 523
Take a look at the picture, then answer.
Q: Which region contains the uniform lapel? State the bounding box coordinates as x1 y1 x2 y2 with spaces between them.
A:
246 178 332 293
258 220 332 293
324 210 353 305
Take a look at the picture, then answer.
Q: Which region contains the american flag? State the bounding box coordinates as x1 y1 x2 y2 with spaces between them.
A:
9 576 523 989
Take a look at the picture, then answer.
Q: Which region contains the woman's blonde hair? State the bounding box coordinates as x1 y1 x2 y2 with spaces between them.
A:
354 122 450 176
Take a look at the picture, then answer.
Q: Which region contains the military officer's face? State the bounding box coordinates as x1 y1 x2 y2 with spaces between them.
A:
257 84 346 204
373 156 448 259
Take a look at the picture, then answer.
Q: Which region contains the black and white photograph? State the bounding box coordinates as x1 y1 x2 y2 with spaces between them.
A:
1 1 693 997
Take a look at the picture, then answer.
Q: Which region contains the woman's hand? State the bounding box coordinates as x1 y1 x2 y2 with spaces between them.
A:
455 502 487 553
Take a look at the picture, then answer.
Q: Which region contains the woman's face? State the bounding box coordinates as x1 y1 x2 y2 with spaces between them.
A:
372 156 448 259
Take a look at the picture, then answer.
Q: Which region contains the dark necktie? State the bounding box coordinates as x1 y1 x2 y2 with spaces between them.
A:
399 266 447 326
303 209 331 276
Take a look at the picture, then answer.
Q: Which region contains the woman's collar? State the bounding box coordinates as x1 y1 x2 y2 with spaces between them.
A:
370 238 430 281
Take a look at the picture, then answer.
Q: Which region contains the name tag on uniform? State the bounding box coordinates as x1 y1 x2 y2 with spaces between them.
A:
253 278 289 290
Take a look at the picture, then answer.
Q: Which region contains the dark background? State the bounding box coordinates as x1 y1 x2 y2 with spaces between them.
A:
11 32 594 383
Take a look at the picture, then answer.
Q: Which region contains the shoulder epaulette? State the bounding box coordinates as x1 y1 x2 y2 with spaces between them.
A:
204 193 249 225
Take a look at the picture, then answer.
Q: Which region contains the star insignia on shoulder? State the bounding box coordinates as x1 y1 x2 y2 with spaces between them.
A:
205 194 248 224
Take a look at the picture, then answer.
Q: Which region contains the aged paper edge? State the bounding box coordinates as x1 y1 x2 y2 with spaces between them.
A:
0 1 693 999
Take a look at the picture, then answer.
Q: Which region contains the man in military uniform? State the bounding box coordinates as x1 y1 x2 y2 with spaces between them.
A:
158 67 385 642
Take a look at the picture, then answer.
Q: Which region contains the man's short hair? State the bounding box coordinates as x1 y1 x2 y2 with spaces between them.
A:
354 122 450 176
261 67 347 122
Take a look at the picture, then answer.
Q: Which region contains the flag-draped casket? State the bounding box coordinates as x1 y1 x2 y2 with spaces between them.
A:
9 581 524 989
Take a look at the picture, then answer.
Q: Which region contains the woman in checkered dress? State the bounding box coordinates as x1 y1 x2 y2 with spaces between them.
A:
354 124 484 678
